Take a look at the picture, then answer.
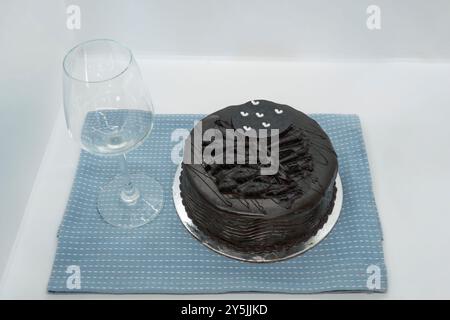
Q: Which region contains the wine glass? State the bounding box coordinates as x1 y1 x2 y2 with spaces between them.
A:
62 39 164 228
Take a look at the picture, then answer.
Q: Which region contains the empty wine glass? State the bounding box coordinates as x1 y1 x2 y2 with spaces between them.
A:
63 39 164 228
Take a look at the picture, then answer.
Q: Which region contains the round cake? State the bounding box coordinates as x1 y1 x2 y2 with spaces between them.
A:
179 100 338 254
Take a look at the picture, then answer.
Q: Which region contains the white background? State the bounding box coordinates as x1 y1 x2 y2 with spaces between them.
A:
0 0 69 275
1 0 450 298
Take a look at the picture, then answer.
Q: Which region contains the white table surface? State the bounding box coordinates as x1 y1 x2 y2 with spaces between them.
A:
1 58 450 299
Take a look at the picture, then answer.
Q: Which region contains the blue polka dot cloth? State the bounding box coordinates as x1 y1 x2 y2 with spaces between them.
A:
48 114 387 294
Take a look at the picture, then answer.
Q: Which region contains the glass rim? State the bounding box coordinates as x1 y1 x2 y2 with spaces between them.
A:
63 39 133 83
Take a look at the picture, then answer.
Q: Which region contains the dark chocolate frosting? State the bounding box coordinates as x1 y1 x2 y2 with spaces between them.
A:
180 100 338 253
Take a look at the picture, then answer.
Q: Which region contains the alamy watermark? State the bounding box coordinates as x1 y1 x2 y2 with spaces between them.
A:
66 5 81 30
171 120 280 175
366 5 381 30
65 265 81 290
366 264 381 290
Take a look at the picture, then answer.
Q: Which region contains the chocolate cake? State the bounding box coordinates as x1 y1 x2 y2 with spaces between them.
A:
179 100 338 254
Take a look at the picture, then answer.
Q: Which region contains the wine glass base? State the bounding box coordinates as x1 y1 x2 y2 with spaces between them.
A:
97 173 164 228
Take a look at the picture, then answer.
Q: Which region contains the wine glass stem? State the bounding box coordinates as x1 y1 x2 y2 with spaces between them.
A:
119 154 140 205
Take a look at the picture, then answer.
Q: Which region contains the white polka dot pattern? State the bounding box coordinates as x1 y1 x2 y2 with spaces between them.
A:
48 114 387 294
